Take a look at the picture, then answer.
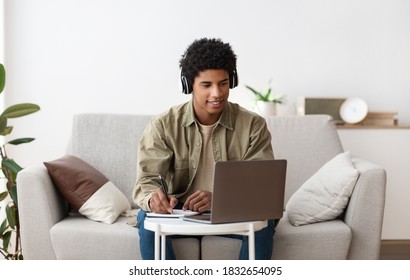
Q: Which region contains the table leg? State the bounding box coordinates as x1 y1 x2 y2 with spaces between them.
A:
161 235 166 260
154 224 160 260
248 223 255 260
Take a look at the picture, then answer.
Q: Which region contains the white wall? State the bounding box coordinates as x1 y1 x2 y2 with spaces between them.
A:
0 0 6 249
3 0 410 166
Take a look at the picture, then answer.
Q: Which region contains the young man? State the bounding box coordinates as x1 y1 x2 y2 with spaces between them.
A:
133 38 276 260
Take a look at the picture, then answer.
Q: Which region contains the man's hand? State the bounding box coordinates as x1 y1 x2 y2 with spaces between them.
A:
182 190 212 212
149 188 178 214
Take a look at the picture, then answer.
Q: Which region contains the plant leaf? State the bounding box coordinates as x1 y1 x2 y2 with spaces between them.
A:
0 115 7 134
2 167 16 185
245 85 267 101
2 159 23 180
1 103 40 118
0 126 13 136
244 85 259 95
2 230 12 250
0 191 8 202
6 204 16 229
7 137 35 145
10 185 18 206
0 220 7 236
0 63 5 94
264 87 272 100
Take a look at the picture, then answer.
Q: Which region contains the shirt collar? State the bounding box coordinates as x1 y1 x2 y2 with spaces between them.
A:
182 99 235 130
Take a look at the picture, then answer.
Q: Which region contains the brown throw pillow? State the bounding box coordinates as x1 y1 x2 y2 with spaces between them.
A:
44 155 130 224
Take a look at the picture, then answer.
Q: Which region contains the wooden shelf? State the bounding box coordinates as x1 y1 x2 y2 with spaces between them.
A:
336 124 410 129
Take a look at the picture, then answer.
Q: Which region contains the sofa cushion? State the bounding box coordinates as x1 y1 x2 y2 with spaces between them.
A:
286 151 359 226
201 214 352 260
44 155 131 224
271 214 352 259
50 215 201 259
50 215 140 259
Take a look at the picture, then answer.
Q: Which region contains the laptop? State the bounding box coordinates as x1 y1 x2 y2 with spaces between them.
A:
183 159 287 224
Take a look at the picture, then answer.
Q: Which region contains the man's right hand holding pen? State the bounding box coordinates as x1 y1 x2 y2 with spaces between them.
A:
149 175 212 214
148 175 178 214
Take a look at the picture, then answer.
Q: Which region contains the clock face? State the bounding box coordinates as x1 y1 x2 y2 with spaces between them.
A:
339 98 368 124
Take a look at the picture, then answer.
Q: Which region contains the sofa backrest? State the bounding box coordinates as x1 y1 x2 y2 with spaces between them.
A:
265 115 344 204
67 113 343 208
67 113 153 208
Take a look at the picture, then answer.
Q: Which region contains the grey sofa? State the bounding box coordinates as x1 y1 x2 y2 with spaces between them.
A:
16 113 386 259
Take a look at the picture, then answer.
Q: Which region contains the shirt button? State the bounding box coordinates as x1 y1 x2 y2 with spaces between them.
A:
193 165 196 169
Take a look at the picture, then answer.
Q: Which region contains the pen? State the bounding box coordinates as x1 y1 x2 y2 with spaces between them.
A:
158 175 170 203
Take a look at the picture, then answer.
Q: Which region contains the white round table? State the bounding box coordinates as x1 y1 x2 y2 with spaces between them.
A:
144 218 267 260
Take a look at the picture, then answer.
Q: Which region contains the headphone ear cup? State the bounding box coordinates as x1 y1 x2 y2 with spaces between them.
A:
181 75 190 94
229 69 238 89
180 68 192 94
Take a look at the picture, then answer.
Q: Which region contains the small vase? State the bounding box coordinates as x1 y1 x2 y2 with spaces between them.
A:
255 101 277 116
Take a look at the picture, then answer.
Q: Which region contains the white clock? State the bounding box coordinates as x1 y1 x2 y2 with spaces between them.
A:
339 97 368 124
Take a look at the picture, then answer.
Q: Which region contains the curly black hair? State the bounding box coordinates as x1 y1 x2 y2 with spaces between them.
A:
179 38 237 93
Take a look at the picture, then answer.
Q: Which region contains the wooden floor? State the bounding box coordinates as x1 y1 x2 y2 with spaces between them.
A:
2 240 409 260
379 240 410 260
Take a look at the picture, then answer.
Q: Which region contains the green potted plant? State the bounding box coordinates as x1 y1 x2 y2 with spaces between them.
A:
245 82 285 116
0 63 40 260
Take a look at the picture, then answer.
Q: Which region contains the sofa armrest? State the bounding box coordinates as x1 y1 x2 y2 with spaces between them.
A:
344 157 386 259
16 164 67 259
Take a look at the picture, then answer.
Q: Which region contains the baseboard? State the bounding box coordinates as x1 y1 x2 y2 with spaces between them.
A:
380 240 410 260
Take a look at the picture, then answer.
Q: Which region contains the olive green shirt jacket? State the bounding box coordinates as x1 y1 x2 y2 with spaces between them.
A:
133 100 274 211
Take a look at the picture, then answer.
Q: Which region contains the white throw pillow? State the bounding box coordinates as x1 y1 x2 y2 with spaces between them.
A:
286 151 359 226
79 181 131 224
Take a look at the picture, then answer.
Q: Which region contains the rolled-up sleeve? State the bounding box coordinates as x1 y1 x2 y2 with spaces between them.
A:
132 119 173 211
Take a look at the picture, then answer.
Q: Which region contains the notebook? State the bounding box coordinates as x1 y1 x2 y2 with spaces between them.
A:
183 159 287 224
